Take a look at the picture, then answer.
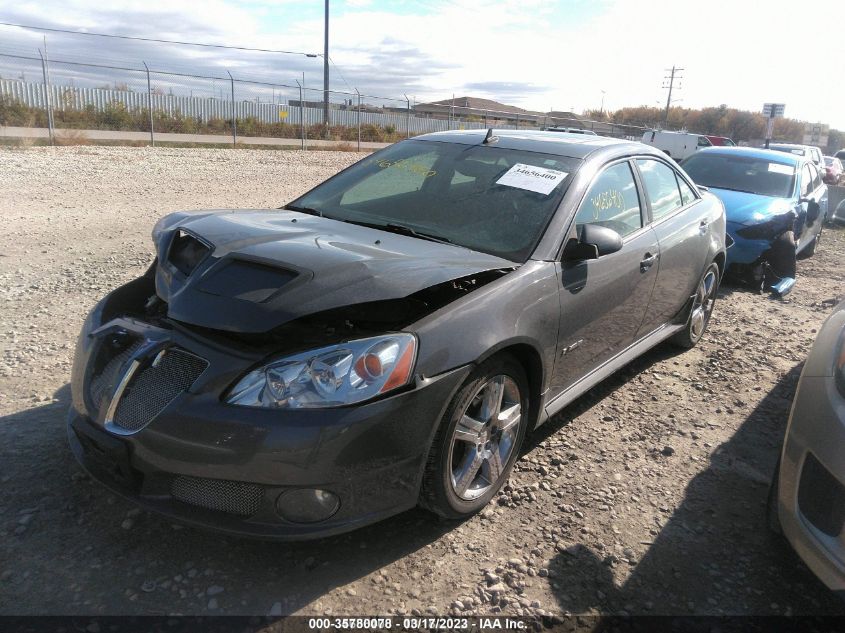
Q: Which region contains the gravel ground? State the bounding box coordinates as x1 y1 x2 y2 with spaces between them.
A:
1 146 844 618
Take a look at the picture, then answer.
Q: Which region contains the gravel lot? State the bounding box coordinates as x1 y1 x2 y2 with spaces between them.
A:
1 146 844 618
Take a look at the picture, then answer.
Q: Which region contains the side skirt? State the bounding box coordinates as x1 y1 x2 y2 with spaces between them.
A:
536 322 685 427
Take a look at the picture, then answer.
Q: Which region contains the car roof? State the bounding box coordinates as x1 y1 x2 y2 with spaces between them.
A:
412 129 656 160
768 142 820 152
693 146 803 166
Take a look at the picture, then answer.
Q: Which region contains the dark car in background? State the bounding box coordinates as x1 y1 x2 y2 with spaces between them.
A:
67 130 726 539
682 147 826 295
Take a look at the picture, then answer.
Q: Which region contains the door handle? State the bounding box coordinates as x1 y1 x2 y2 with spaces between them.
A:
640 253 659 271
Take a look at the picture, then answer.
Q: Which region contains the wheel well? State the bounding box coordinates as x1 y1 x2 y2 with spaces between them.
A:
713 251 726 279
485 344 544 429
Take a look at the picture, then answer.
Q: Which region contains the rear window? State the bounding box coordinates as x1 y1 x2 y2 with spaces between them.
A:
770 145 805 156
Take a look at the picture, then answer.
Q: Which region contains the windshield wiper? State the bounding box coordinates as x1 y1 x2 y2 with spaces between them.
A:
709 186 759 195
283 204 323 217
340 219 454 245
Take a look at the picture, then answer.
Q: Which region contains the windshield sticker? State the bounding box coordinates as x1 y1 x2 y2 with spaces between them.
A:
768 163 793 175
375 158 436 178
496 163 568 195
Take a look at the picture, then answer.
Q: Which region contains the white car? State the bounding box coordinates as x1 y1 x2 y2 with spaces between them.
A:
641 130 713 161
769 301 845 594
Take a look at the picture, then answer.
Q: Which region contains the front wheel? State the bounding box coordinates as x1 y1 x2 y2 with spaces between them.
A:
801 225 822 258
670 262 719 349
419 355 530 519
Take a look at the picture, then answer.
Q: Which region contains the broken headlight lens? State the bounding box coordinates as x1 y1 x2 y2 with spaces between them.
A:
226 334 417 409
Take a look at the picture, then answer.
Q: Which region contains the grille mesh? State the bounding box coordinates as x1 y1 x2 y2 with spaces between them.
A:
111 349 208 432
171 475 264 516
89 341 143 410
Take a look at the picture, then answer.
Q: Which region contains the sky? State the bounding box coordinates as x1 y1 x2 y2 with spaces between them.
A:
1 0 844 127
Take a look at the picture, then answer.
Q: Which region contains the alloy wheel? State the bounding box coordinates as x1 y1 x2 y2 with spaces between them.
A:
690 269 717 341
448 375 523 501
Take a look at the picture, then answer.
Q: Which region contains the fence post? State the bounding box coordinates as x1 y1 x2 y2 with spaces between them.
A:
227 71 236 147
516 114 519 130
143 62 155 147
404 93 410 139
37 49 54 146
356 89 361 152
295 79 305 151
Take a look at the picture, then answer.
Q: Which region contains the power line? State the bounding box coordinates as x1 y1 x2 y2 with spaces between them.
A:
0 21 321 58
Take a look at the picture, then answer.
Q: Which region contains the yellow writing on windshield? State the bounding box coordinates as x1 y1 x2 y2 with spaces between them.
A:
376 158 437 178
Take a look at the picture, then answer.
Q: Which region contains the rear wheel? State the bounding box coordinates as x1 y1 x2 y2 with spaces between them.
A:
419 355 529 519
670 262 719 349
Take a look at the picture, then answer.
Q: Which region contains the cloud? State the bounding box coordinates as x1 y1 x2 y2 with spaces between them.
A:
1 0 844 128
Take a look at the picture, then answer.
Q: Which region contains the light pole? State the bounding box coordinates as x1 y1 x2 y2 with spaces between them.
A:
323 0 330 130
600 90 605 117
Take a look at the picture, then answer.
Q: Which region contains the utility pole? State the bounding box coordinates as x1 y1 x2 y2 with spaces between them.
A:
599 90 606 117
323 0 330 129
662 65 683 125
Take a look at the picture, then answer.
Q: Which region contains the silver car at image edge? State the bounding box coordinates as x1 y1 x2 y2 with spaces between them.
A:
771 300 845 595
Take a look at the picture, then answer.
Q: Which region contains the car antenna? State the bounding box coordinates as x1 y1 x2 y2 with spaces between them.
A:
483 128 498 145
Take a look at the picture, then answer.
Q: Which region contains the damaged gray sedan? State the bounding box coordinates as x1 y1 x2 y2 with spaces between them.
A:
68 129 726 539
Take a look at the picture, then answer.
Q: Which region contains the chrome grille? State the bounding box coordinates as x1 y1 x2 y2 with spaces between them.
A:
88 341 143 411
171 475 263 516
111 349 208 432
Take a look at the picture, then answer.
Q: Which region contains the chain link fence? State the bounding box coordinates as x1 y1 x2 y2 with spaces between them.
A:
0 52 650 149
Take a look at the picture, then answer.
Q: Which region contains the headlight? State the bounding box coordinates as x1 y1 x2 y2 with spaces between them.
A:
735 212 795 240
226 334 417 409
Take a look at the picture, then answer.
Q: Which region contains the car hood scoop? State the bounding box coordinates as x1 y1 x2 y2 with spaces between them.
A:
153 209 515 333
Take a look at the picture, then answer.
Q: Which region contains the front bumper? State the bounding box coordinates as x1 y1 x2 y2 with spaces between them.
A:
67 291 470 540
778 373 845 591
724 221 772 269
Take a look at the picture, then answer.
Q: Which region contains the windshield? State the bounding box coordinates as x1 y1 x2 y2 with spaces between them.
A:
682 153 796 198
288 140 581 262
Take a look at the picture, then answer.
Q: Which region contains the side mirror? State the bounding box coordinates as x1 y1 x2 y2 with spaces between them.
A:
563 224 623 261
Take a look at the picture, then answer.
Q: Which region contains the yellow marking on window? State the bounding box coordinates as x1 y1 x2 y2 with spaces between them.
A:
376 158 437 178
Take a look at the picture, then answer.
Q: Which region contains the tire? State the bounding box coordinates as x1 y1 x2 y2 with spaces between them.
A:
419 355 530 519
800 225 821 258
670 262 719 349
767 455 783 535
765 230 797 281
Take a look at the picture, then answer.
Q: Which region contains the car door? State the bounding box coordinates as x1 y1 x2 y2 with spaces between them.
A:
550 159 659 395
798 161 826 250
634 158 710 336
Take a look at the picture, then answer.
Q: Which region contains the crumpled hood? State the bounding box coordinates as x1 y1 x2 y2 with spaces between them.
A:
152 209 515 333
708 188 796 226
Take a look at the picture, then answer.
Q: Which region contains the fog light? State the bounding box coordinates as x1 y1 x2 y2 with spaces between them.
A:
276 488 340 523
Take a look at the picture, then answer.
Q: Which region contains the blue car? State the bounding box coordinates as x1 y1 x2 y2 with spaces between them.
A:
682 147 826 295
